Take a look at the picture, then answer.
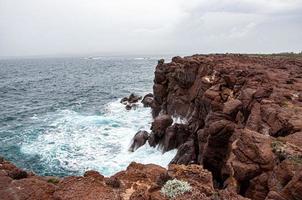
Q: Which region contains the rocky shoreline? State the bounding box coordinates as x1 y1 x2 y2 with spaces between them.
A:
1 54 302 200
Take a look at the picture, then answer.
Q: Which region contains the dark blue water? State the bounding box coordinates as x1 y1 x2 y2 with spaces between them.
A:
0 56 176 177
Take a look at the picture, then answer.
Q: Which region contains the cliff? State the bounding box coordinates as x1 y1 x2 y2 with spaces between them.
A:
148 54 302 199
1 54 302 200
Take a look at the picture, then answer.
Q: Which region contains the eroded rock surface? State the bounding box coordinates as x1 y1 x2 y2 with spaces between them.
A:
148 54 302 199
0 159 234 200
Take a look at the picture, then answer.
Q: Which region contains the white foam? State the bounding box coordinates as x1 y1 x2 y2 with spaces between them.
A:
21 100 177 176
172 116 188 125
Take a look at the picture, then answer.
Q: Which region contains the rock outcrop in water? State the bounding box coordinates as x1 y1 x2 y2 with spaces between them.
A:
129 130 149 152
121 93 142 110
1 54 302 200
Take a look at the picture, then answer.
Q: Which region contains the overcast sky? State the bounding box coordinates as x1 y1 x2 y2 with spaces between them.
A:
0 0 301 57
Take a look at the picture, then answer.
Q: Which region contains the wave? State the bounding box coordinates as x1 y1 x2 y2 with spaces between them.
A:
20 100 176 176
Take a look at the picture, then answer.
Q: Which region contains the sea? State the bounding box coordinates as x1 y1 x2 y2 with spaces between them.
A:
0 56 176 177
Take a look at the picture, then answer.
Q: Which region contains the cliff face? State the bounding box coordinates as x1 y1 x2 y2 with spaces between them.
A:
1 54 302 200
149 54 302 199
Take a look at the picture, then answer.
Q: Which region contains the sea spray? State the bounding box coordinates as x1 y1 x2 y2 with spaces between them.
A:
21 100 177 176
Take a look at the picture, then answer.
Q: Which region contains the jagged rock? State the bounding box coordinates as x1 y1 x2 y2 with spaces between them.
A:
121 93 142 110
168 164 214 197
200 119 235 184
170 139 196 165
105 177 121 188
151 114 173 138
216 189 251 200
1 178 56 200
228 129 276 186
156 172 172 187
8 168 28 180
128 93 142 103
84 170 104 181
153 84 167 105
114 162 166 189
245 172 270 200
120 97 129 104
54 176 119 200
160 123 191 152
129 130 149 152
1 54 302 200
141 93 154 107
223 99 243 116
148 132 159 147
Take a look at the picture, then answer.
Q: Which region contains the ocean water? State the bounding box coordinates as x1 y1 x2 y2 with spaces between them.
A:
0 56 176 177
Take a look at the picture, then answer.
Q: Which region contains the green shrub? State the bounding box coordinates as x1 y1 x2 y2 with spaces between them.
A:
271 140 302 165
271 140 287 160
47 178 60 184
288 155 302 164
160 179 192 199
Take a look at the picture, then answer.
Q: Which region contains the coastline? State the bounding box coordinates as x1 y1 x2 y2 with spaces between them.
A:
1 54 302 200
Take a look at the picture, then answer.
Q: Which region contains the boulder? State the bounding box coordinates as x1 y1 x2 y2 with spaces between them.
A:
229 129 275 182
128 93 142 104
141 93 154 107
160 124 191 152
129 130 149 152
84 170 104 181
151 115 173 138
168 164 214 197
120 93 142 110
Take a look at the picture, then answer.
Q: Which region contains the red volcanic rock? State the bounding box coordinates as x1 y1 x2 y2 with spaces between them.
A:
160 123 191 152
223 99 243 116
148 54 302 199
151 115 173 137
170 139 196 165
141 93 154 107
84 170 104 181
121 93 142 104
1 178 56 200
121 93 142 110
230 129 276 182
8 168 28 180
53 176 119 200
129 130 149 152
168 164 214 196
1 54 302 200
216 189 251 200
149 114 173 147
105 176 121 188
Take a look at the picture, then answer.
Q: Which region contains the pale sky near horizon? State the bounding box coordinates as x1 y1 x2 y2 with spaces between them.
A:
0 0 301 57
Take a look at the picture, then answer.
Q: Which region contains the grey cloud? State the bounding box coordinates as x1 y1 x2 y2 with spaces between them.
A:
0 0 301 58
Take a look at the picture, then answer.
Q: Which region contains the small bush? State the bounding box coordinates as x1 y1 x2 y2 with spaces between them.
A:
271 140 287 160
288 155 302 164
47 178 60 184
160 179 192 199
211 191 220 200
271 140 302 164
